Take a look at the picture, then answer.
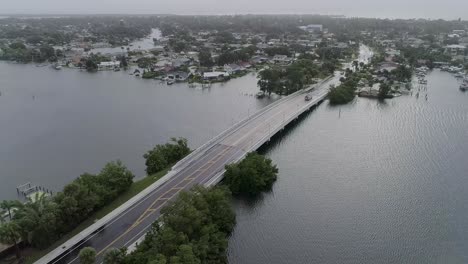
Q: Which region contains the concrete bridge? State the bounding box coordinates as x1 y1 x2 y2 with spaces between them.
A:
37 72 342 264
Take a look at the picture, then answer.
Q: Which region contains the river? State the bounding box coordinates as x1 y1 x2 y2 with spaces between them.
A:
0 63 271 200
227 70 468 264
1 61 468 263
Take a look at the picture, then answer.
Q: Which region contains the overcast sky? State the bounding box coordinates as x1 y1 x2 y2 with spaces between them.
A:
2 0 468 20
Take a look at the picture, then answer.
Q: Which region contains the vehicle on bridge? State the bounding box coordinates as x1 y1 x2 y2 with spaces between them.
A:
305 94 313 101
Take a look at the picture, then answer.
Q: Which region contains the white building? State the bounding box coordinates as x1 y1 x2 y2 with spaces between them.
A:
98 61 120 70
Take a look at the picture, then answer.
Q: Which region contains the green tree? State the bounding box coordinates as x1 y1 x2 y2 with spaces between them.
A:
173 245 200 264
198 49 213 67
224 152 279 195
144 138 191 175
103 248 125 264
15 192 58 248
378 83 391 99
98 160 134 201
79 247 97 264
0 222 22 260
0 200 22 221
257 68 281 96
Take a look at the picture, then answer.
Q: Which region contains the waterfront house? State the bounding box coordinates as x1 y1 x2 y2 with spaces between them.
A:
224 64 243 74
98 61 120 70
167 72 190 82
203 71 230 81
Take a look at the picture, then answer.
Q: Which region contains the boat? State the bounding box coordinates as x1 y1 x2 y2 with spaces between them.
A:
53 63 62 70
167 79 175 85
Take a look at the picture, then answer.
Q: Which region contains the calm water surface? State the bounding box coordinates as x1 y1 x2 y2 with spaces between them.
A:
227 70 468 264
0 62 269 200
2 62 468 263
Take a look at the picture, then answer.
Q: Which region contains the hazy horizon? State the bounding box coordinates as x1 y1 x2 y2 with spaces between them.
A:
1 0 468 20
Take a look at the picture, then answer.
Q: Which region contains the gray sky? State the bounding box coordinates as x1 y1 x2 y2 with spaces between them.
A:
2 0 468 20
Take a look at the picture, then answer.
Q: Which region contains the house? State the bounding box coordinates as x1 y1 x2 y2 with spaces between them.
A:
358 83 381 98
445 45 466 56
272 55 292 64
203 71 230 81
224 64 243 74
299 24 323 33
250 56 268 65
377 62 399 72
167 71 190 82
98 61 120 70
172 57 191 68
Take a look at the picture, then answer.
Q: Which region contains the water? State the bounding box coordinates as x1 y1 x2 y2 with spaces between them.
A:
0 62 270 200
227 70 468 263
2 59 468 263
89 28 161 55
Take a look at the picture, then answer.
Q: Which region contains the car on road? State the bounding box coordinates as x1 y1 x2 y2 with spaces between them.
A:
305 94 313 101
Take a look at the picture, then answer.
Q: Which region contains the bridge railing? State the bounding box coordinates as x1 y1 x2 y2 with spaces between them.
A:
171 79 324 172
205 85 332 188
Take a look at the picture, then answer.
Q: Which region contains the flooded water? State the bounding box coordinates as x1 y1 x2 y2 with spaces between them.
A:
0 62 270 200
88 28 162 55
2 59 468 263
227 70 468 264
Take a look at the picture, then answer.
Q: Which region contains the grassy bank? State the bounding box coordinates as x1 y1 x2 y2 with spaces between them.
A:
24 168 170 264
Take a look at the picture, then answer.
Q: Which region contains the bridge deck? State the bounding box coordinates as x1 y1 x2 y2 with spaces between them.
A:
37 73 341 264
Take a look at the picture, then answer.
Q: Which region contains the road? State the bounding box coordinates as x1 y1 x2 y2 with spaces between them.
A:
36 71 339 264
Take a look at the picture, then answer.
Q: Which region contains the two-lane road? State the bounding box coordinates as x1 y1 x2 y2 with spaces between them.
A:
41 73 341 264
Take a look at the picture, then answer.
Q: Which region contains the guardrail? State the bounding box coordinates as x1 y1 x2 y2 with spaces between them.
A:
171 78 327 172
205 81 333 188
37 75 335 264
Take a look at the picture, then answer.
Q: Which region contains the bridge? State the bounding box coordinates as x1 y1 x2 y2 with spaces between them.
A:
37 72 342 264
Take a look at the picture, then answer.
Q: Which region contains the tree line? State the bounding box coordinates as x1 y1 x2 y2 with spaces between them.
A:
79 151 278 264
0 161 134 260
0 138 191 261
257 59 336 96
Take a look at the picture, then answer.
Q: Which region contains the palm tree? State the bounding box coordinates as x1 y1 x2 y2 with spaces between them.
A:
15 192 57 248
103 248 125 264
0 221 22 260
0 200 22 221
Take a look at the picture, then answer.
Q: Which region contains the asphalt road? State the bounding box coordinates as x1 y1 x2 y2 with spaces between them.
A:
47 73 340 264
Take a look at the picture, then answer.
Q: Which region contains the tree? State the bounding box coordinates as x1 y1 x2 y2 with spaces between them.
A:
98 160 134 199
0 200 21 221
257 68 281 96
103 248 125 264
173 245 200 264
378 83 391 99
79 247 97 264
0 222 22 260
224 152 279 195
124 187 234 264
86 59 98 72
15 192 58 248
198 49 213 67
144 138 191 175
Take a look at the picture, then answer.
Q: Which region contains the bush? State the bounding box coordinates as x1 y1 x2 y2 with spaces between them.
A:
79 247 96 264
144 138 191 175
124 187 235 264
224 152 279 195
